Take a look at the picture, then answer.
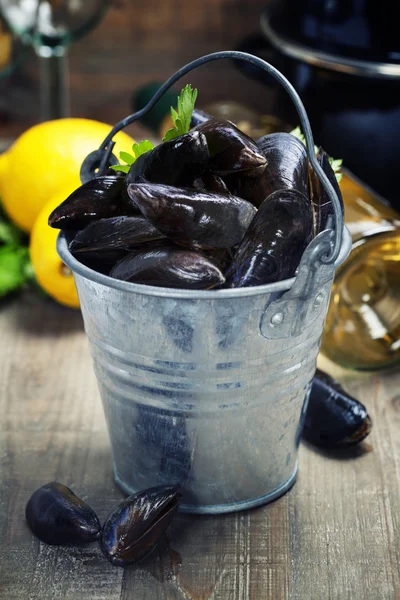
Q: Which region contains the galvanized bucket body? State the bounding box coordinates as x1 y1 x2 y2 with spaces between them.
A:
59 50 351 513
58 228 351 513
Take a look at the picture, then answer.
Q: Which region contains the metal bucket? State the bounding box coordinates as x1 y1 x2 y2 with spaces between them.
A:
57 51 352 514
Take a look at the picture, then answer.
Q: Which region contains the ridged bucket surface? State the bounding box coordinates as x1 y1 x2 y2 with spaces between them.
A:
58 228 351 514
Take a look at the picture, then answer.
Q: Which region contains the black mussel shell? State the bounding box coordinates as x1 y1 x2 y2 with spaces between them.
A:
126 131 209 187
224 188 313 288
74 249 129 275
110 241 225 289
48 176 134 231
25 482 101 545
69 216 164 254
224 133 309 208
310 148 344 235
100 485 181 567
223 169 271 208
190 108 212 128
193 172 231 195
127 183 257 250
194 118 266 176
303 369 372 447
258 132 308 195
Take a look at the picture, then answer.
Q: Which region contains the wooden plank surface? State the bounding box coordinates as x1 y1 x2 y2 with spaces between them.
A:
0 293 399 599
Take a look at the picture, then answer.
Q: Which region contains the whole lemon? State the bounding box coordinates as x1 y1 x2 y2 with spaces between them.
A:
0 118 134 232
30 188 81 309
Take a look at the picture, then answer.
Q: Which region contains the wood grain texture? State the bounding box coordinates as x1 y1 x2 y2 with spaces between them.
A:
0 294 399 599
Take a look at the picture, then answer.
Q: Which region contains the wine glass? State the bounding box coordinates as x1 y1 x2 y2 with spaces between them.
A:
0 0 110 120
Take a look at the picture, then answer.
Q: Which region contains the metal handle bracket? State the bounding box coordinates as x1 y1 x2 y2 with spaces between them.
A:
260 230 336 339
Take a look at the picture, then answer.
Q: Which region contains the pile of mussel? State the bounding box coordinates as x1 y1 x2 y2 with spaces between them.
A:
49 111 343 289
26 482 181 566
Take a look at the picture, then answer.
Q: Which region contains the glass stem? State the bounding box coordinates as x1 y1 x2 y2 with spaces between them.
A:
38 49 70 121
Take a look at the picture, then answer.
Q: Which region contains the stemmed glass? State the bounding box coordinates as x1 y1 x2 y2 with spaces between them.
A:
0 0 110 120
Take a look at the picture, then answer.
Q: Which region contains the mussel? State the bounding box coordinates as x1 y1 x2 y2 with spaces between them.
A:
74 249 129 275
48 176 131 230
193 172 231 195
303 369 372 447
126 130 209 187
25 482 101 545
127 183 257 250
224 188 313 288
224 132 309 208
310 148 344 235
190 108 212 128
256 133 309 196
193 118 266 176
69 215 164 254
100 485 181 566
110 242 225 289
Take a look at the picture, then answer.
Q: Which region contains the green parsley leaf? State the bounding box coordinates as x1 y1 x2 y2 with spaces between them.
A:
0 220 21 246
162 84 198 142
290 126 342 183
111 164 130 174
110 140 155 173
0 245 31 298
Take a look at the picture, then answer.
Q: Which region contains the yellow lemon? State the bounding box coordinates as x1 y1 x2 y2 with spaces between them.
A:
0 118 134 232
30 189 80 309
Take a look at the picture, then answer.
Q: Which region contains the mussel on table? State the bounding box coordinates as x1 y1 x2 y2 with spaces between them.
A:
25 482 101 545
310 148 344 235
69 215 164 254
126 130 209 187
48 176 132 231
127 183 257 250
100 485 181 566
225 188 313 288
303 369 372 447
193 118 266 176
110 241 225 289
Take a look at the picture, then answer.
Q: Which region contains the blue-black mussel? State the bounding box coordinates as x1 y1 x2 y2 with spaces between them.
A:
224 132 309 208
100 485 181 566
193 118 267 176
225 188 313 287
127 183 256 250
48 176 134 231
126 130 209 187
25 482 101 545
110 241 225 289
70 215 164 253
303 369 372 447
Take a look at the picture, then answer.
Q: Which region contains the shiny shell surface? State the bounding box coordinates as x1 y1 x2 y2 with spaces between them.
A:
25 482 101 545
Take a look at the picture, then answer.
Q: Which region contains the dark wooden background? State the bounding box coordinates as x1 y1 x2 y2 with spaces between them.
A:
0 0 271 139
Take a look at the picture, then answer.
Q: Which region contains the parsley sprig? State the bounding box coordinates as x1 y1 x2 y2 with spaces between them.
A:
111 84 198 173
162 84 198 142
111 140 155 174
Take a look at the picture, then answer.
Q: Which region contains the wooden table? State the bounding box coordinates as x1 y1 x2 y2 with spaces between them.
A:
0 293 399 600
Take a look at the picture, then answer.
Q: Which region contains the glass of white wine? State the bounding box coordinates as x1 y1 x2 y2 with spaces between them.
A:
0 0 110 119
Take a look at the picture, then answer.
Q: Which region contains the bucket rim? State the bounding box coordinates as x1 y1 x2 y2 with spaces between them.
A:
57 226 351 300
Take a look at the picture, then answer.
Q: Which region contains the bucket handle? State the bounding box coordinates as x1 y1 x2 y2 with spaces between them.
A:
80 50 343 265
